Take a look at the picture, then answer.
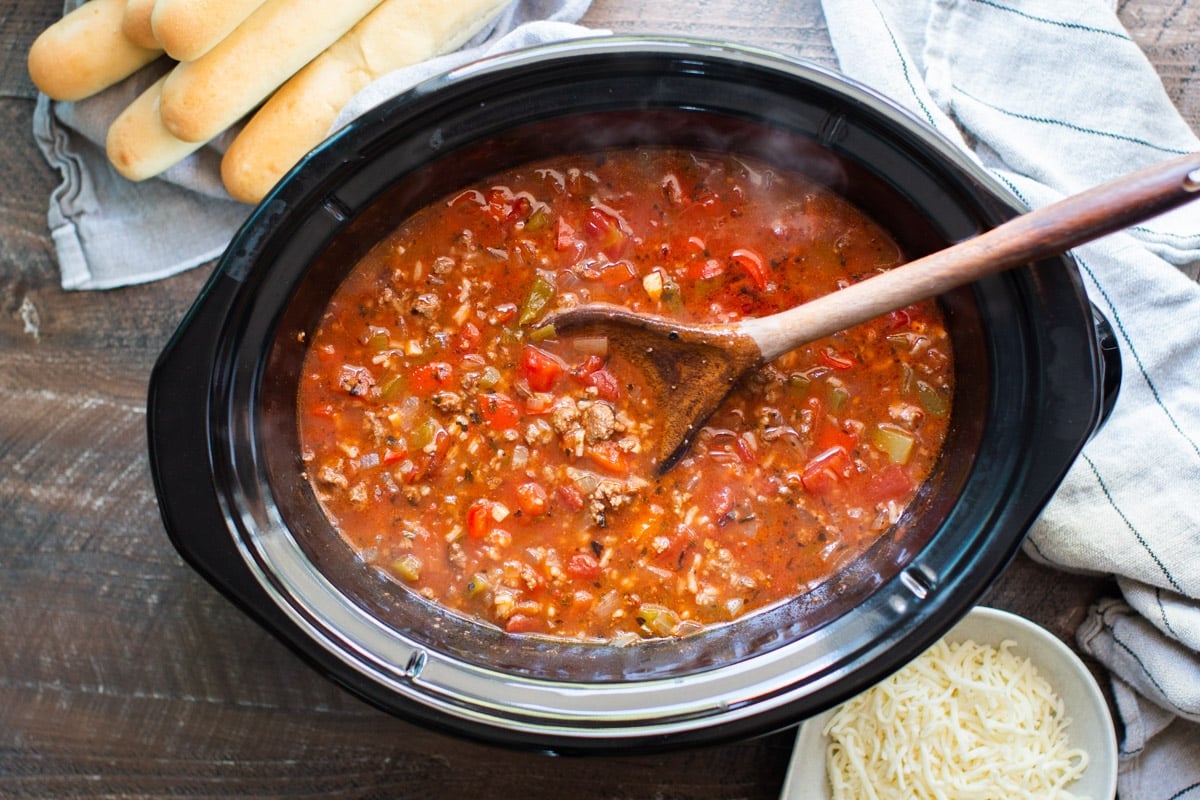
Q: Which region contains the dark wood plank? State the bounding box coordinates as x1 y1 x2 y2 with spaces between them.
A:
583 0 837 67
1119 0 1200 119
0 1 64 99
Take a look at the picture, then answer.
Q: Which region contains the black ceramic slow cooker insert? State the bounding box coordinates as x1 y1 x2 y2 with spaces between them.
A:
147 37 1120 753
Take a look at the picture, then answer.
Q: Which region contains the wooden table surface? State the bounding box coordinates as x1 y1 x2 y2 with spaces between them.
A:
2 1 1196 797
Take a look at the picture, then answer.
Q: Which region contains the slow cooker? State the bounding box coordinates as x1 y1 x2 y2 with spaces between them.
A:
147 37 1120 753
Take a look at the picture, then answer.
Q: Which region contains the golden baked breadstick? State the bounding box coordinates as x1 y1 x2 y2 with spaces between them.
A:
106 75 205 181
151 0 266 62
158 0 387 144
121 0 160 50
221 0 510 204
28 0 163 102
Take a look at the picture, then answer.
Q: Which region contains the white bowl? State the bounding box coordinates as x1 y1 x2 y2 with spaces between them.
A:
781 606 1118 799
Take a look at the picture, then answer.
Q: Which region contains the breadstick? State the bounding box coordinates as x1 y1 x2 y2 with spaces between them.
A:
221 0 509 204
158 0 387 144
121 0 160 50
28 0 163 102
151 0 266 62
106 75 206 181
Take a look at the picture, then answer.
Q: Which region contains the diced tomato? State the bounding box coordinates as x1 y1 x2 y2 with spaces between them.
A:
507 194 532 224
819 348 856 370
416 427 451 480
566 552 602 580
456 321 481 353
730 248 769 290
567 355 620 401
710 485 735 519
865 463 915 504
801 446 850 495
382 447 407 465
492 303 518 324
588 440 628 472
585 367 621 401
555 217 580 252
485 187 512 221
477 392 520 430
556 484 585 512
886 309 911 330
466 499 494 540
801 467 837 496
505 614 541 634
515 482 549 517
570 355 605 381
582 205 627 253
408 361 453 394
815 423 857 454
395 459 418 484
581 259 637 287
519 344 565 392
734 435 756 465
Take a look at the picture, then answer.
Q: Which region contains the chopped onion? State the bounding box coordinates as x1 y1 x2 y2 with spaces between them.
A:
642 270 664 300
510 444 530 470
572 335 609 356
593 590 620 618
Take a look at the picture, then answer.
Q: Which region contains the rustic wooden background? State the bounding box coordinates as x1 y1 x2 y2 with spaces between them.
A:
1 0 1196 797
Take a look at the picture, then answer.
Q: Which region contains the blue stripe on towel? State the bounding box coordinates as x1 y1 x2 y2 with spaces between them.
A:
1085 454 1184 593
1165 780 1200 799
1103 605 1195 716
1157 586 1182 641
1074 253 1200 461
968 0 1131 41
954 85 1194 156
868 0 940 129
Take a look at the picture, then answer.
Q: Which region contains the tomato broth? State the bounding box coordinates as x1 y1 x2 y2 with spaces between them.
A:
297 147 953 642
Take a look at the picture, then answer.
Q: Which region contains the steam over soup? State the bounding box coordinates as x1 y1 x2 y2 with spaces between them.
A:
297 147 953 642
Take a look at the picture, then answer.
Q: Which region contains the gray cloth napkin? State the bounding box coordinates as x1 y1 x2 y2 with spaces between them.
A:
817 0 1200 796
32 0 595 290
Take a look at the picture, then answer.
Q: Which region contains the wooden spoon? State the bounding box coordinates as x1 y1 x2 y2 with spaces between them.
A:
543 152 1200 473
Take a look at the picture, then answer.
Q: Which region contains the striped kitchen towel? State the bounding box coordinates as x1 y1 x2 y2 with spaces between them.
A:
816 0 1200 796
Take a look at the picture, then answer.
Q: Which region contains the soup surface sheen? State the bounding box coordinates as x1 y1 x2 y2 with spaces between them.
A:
298 147 953 642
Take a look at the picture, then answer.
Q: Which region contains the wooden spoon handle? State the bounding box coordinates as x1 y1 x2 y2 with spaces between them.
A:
742 152 1200 361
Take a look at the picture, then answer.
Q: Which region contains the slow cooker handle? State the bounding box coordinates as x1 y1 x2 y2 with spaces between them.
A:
1090 302 1122 434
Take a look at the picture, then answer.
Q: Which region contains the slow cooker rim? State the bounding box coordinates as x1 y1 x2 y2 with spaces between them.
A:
151 36 1109 752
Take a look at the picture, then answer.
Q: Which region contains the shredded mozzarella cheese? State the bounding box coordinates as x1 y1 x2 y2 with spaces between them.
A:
823 638 1090 799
